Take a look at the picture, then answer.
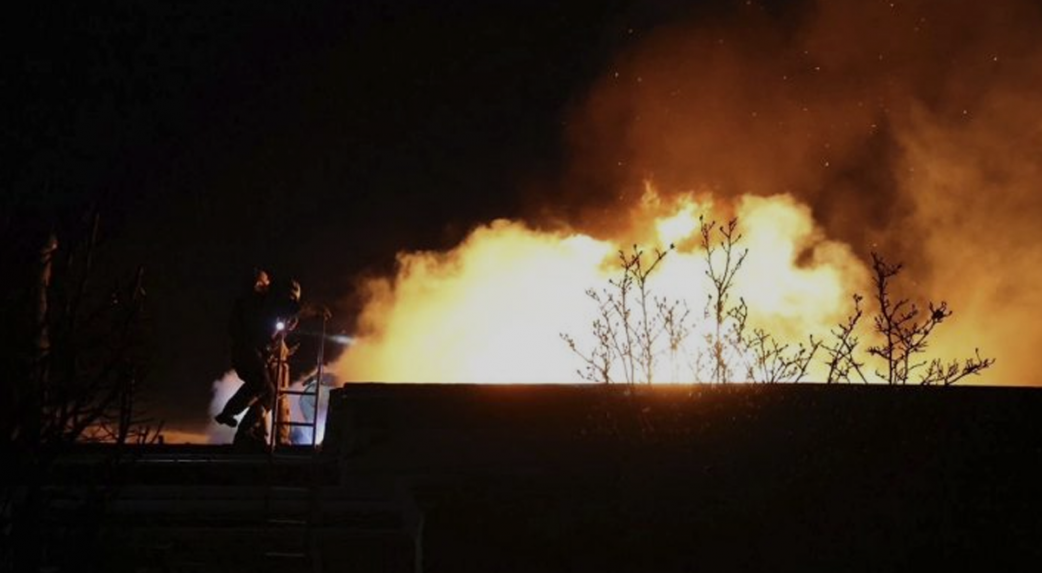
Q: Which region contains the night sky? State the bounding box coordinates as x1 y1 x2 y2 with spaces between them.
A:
6 1 773 429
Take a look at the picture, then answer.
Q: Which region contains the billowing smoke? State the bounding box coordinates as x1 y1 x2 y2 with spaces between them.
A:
207 369 333 443
544 0 1042 384
336 0 1042 385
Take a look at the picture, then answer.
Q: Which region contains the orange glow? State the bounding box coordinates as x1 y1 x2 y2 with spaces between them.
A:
336 0 1042 386
334 188 868 383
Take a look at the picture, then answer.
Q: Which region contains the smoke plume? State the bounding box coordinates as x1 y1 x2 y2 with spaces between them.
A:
336 0 1042 385
544 0 1042 384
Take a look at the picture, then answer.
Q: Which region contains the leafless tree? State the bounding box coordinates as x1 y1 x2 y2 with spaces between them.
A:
658 296 691 383
627 244 673 383
5 213 156 447
566 218 992 388
747 329 821 383
563 244 681 384
823 294 870 384
2 212 156 573
920 350 995 386
700 217 749 383
562 289 619 384
866 253 994 385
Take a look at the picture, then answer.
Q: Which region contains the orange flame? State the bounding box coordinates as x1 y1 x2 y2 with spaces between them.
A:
334 187 869 383
337 0 1042 386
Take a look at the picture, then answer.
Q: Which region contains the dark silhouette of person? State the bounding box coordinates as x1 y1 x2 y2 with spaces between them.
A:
217 273 326 447
214 268 275 430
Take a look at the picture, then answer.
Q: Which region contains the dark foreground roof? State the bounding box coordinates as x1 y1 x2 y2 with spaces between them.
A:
10 383 1042 572
326 383 1042 572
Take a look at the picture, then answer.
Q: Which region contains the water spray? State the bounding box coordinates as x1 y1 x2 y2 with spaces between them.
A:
294 329 354 346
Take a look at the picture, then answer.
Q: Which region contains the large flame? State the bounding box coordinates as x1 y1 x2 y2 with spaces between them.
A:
334 189 869 383
335 0 1042 386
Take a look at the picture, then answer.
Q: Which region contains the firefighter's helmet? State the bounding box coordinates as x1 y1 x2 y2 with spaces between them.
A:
287 279 301 303
254 268 271 292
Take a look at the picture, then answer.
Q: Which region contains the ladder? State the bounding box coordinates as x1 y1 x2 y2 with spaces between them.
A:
262 474 325 573
269 315 327 451
263 315 328 572
262 456 326 573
